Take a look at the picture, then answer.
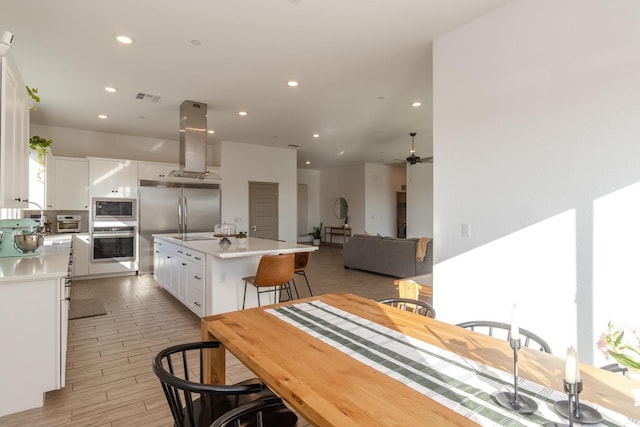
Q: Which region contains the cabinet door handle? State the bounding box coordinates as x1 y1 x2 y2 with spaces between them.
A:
194 302 201 306
181 262 186 266
178 250 184 254
194 276 201 280
194 256 201 261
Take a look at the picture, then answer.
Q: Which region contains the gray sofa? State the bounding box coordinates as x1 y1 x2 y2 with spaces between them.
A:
343 234 432 278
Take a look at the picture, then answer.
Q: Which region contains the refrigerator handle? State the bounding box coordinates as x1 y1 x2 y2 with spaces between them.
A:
178 197 183 235
183 196 188 236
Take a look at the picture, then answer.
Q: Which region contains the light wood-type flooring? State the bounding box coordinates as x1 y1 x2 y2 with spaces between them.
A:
0 246 400 426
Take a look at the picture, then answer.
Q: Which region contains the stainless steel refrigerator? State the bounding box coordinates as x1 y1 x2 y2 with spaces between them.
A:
138 179 221 274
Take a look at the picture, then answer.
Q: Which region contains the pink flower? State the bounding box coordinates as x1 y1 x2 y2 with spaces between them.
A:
596 333 611 358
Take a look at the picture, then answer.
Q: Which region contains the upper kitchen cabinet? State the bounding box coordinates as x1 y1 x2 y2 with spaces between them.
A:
89 157 138 198
0 55 30 208
49 157 89 210
138 161 178 181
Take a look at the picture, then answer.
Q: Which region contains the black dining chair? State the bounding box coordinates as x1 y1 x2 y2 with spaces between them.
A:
600 363 628 374
152 341 297 427
378 297 436 318
210 396 298 427
456 320 552 353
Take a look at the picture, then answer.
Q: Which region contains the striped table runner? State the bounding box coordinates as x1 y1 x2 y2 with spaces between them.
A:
267 301 639 427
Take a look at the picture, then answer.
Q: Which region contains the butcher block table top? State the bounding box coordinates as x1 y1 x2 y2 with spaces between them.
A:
201 293 640 426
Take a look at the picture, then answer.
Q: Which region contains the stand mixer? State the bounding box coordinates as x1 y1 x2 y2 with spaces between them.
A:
0 219 44 257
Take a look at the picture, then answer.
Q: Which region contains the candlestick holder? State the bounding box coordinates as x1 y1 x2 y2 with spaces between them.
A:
554 380 603 424
493 337 538 414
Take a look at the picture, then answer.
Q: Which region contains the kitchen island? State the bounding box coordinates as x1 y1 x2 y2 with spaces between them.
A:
153 234 317 315
0 235 71 417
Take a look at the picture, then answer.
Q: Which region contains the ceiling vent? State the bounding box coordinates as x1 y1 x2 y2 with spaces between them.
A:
135 92 161 102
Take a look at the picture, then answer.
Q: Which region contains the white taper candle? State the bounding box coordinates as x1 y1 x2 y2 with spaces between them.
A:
510 303 520 341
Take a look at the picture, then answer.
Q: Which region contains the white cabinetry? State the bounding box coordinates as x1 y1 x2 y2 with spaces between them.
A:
185 259 205 316
138 161 178 181
49 157 89 210
72 234 90 277
0 55 30 208
153 238 205 316
0 275 67 416
89 158 138 198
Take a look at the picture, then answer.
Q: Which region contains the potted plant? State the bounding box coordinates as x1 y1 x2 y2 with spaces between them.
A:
309 222 323 246
26 85 40 110
236 231 248 249
29 135 53 184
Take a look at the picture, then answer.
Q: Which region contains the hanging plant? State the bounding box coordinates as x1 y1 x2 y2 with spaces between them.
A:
29 135 52 164
26 85 40 110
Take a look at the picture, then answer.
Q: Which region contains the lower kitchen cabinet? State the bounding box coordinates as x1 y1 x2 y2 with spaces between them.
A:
0 272 68 416
153 238 205 316
72 234 90 277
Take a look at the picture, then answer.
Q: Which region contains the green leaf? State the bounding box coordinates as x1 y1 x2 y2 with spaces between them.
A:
609 351 640 369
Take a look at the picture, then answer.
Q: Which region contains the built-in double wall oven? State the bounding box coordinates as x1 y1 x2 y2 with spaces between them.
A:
93 198 136 221
91 224 137 263
91 198 137 264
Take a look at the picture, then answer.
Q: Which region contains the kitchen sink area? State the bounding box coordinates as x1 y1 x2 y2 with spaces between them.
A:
170 235 218 241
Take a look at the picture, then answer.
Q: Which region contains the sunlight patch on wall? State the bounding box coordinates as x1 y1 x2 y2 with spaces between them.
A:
434 209 577 355
592 181 640 365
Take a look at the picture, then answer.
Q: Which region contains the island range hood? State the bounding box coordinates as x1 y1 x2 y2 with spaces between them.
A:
170 100 212 178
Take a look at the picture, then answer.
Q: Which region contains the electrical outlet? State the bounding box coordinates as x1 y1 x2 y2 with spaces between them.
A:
461 223 471 238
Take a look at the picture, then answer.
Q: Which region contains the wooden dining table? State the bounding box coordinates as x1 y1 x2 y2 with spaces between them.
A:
200 293 640 426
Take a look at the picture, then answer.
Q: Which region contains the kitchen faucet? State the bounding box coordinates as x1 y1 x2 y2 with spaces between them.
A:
25 200 45 233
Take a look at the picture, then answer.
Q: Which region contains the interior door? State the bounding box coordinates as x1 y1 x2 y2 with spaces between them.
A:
249 182 278 240
297 184 308 239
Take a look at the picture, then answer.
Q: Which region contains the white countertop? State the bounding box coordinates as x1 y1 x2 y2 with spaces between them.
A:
154 233 317 258
0 235 71 282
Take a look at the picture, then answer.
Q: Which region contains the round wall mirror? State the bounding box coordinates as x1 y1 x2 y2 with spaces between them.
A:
334 197 348 219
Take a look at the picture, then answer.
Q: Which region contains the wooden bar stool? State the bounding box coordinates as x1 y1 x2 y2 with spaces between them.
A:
242 254 295 309
293 251 313 297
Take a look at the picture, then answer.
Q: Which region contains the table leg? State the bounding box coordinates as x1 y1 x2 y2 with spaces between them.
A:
200 317 226 384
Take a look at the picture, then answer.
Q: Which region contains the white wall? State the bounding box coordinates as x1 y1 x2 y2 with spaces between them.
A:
318 165 365 234
406 162 433 238
433 0 640 363
364 163 404 236
221 141 298 243
31 124 221 165
297 168 321 238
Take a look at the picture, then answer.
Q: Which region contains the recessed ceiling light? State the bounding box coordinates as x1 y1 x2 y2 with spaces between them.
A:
238 111 247 116
287 80 299 87
411 101 422 107
312 134 320 138
98 114 108 119
104 86 118 93
190 39 202 46
305 161 311 165
116 35 133 44
207 130 215 134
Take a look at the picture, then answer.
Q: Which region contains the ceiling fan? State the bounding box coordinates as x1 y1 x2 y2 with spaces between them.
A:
403 132 432 165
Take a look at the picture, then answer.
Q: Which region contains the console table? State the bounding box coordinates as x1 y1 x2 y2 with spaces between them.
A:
324 226 351 247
